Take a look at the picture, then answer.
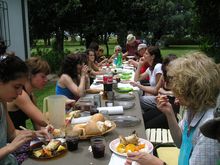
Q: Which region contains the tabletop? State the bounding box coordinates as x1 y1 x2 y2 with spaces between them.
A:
23 92 146 165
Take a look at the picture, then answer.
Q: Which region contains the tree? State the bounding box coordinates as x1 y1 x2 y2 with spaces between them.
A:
28 0 81 52
147 0 193 45
194 0 220 47
28 0 194 53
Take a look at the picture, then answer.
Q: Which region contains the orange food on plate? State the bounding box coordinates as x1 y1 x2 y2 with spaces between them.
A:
135 144 145 151
116 143 126 153
125 144 136 152
116 143 145 153
43 148 52 157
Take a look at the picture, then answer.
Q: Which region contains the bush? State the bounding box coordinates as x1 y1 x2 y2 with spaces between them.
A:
204 48 220 63
160 35 199 47
31 47 70 73
198 37 220 63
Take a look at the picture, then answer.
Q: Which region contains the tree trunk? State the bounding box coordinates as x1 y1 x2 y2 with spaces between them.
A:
104 33 109 56
85 33 98 49
54 28 64 52
48 38 51 46
85 34 93 49
80 31 83 45
116 23 127 53
152 30 163 46
43 37 47 46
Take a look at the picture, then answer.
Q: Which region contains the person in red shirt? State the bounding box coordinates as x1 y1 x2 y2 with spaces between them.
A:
123 34 141 59
128 43 150 82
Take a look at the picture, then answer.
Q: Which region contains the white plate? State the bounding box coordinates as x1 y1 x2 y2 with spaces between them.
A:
123 61 129 64
109 138 154 157
126 56 135 59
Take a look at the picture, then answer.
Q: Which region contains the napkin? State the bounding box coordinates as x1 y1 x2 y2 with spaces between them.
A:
97 106 124 115
108 153 139 165
71 116 91 124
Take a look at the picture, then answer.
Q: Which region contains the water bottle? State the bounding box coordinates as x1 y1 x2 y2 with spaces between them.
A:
114 57 117 65
116 52 122 68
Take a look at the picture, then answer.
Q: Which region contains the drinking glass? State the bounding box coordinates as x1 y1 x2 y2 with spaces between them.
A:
107 91 114 100
90 136 105 158
93 94 101 107
66 136 79 151
105 101 114 107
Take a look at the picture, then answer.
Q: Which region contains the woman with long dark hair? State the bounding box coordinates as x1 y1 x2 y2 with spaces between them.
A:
56 53 90 100
0 55 49 165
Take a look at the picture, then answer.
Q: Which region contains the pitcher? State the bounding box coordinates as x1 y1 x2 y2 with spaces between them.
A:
43 95 66 129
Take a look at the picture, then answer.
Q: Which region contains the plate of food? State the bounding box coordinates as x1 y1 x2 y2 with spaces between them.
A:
126 56 135 59
71 113 116 140
116 87 133 93
109 133 153 157
30 139 67 159
120 74 132 80
121 71 133 76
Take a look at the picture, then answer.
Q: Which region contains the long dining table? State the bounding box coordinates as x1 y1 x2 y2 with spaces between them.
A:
23 91 146 165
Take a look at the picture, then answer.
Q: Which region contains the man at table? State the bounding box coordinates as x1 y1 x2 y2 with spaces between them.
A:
123 34 141 59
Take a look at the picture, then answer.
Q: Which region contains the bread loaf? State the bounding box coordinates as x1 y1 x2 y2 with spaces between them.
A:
72 124 86 136
91 113 105 122
85 120 102 135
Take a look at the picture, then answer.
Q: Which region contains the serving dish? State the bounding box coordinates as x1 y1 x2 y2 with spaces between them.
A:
114 101 135 110
110 115 141 127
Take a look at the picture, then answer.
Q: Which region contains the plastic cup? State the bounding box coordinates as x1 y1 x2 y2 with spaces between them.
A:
105 101 114 107
90 136 105 158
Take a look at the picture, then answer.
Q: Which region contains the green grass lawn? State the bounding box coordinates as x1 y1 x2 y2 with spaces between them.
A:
26 82 56 129
161 45 200 57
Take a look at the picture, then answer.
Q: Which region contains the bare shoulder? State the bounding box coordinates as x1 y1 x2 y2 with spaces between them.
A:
60 74 72 83
60 74 75 86
13 90 31 106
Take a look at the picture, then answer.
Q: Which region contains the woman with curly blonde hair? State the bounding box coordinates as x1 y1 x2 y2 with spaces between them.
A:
126 52 220 165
